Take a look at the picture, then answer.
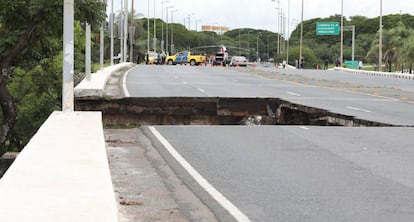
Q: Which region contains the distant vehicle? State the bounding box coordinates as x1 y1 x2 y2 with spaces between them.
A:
213 45 229 66
146 51 159 64
230 56 248 67
165 51 206 66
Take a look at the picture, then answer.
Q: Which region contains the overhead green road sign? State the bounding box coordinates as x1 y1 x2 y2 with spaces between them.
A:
316 22 340 35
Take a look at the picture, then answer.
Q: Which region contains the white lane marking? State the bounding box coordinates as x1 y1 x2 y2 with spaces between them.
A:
122 67 135 97
299 126 310 130
346 106 372 113
197 88 206 93
287 92 301 97
183 81 188 85
149 127 251 222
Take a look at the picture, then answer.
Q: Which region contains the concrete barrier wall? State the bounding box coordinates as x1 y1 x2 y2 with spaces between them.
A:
0 63 137 221
334 67 414 80
75 62 134 97
0 111 118 222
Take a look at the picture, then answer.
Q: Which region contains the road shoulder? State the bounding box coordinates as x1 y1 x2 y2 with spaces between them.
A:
105 128 217 222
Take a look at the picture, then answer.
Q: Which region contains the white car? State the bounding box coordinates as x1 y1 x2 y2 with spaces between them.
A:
230 56 248 67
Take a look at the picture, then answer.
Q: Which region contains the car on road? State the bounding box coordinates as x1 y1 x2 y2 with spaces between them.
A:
230 56 248 67
146 51 159 65
165 51 206 66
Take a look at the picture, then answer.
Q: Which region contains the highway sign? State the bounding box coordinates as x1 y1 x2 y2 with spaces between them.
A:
316 22 340 35
344 60 359 69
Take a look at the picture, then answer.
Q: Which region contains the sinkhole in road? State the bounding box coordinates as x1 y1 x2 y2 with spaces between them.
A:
75 97 395 127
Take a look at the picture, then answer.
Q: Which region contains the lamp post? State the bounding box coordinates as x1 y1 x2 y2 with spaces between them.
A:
165 6 173 55
120 0 124 63
171 9 178 54
130 0 135 63
277 7 282 54
267 35 270 60
188 13 195 30
85 22 91 80
195 19 201 32
256 32 262 62
340 0 344 66
100 0 107 70
161 0 169 52
110 0 114 65
299 0 304 69
153 0 157 52
286 0 290 65
247 30 252 61
63 0 74 112
379 0 383 71
123 0 128 62
147 0 150 53
239 29 241 55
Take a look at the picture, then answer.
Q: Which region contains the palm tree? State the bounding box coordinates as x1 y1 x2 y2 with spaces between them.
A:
367 22 409 72
399 32 414 73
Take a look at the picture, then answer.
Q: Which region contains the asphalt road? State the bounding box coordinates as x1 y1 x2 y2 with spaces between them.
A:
119 65 414 221
256 64 414 93
149 125 414 222
124 65 414 126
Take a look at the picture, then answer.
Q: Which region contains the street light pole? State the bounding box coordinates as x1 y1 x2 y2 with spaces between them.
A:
299 0 304 68
340 0 344 65
63 0 74 112
147 0 150 53
286 0 290 65
130 0 135 63
278 8 282 54
85 22 91 80
100 0 106 70
267 35 270 60
153 0 157 51
120 0 124 63
161 0 169 52
171 9 178 54
379 0 383 71
247 30 251 61
196 19 201 32
188 13 195 30
256 32 261 62
239 29 241 55
123 0 128 62
165 6 173 55
110 0 114 65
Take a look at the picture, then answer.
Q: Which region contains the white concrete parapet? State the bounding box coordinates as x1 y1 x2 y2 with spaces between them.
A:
334 67 414 80
0 111 118 222
75 62 133 97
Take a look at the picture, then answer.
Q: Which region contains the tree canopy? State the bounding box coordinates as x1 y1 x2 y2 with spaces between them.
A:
1 5 414 156
0 0 106 155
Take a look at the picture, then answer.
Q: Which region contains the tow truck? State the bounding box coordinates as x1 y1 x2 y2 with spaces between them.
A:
165 51 206 66
213 45 229 66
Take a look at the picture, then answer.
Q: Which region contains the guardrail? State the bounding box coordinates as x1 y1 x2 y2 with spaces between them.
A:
334 67 414 80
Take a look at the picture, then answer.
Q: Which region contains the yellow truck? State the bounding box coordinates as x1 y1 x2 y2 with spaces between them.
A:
165 51 206 66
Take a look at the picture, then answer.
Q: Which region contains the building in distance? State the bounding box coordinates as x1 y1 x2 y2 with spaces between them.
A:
201 25 230 35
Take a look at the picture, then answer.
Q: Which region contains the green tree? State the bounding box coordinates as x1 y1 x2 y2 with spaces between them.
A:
399 31 414 73
0 0 105 154
367 22 410 72
278 46 318 69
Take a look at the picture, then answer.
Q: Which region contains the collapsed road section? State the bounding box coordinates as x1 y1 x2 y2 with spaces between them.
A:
75 97 394 127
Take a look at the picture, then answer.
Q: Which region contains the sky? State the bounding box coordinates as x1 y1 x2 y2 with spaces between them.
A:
107 0 413 35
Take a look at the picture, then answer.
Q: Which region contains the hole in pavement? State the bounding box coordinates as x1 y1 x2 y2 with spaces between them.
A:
75 97 398 127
